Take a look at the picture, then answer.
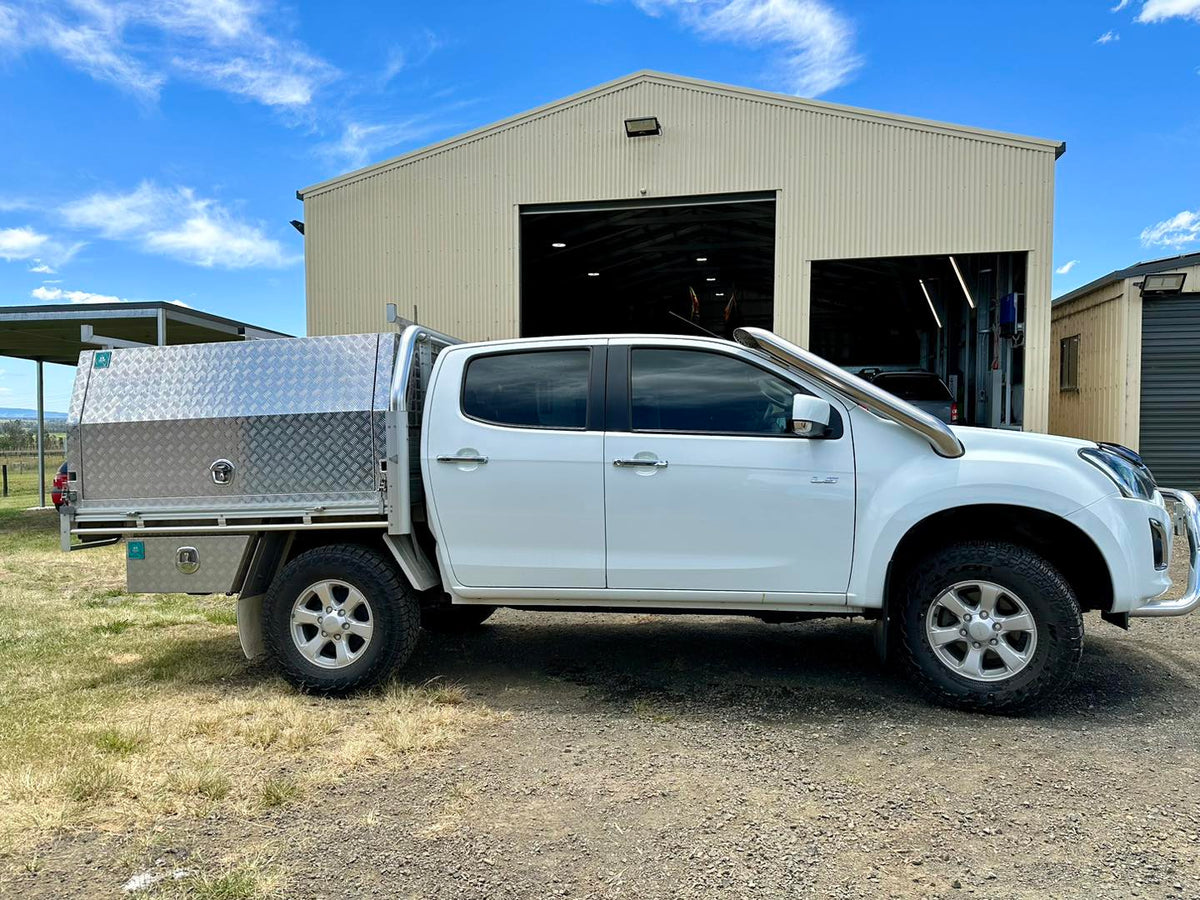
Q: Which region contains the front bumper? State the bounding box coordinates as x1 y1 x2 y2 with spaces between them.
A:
1130 488 1200 617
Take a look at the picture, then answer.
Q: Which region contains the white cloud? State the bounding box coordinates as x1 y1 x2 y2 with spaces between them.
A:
1 1 337 109
379 30 443 86
32 286 123 304
1137 0 1200 22
1140 209 1200 247
28 261 55 274
1096 30 1120 42
1056 260 1079 275
0 227 49 261
61 181 299 268
317 117 452 168
30 285 189 306
1112 0 1131 9
633 0 861 96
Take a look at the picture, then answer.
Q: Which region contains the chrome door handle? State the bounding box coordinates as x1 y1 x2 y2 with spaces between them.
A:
437 455 488 464
613 458 668 468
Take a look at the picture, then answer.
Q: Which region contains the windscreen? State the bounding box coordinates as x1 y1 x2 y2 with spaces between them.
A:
871 373 952 402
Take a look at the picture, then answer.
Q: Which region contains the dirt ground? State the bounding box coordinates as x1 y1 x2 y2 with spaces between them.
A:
8 540 1200 899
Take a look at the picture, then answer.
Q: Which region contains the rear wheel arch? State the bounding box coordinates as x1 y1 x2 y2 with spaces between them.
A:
884 504 1115 616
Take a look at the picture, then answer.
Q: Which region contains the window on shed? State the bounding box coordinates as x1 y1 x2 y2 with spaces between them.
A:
462 349 590 429
1059 335 1081 392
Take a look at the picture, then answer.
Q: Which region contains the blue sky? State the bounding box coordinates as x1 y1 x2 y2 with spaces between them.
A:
1 0 1198 411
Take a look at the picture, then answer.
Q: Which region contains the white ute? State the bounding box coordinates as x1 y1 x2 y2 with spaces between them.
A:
59 325 1200 711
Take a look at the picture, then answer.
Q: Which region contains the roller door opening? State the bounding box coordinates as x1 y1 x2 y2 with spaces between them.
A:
810 252 1028 429
520 193 775 339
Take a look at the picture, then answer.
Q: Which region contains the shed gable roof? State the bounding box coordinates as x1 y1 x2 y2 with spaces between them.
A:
297 71 1063 199
1053 251 1200 306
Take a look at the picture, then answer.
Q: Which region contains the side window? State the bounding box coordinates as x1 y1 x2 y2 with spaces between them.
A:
463 349 590 429
1059 334 1080 392
630 348 800 435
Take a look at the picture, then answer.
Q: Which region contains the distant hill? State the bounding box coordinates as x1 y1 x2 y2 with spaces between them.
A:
0 408 67 421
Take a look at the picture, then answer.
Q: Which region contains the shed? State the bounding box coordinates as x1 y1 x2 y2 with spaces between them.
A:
298 71 1063 431
1049 251 1200 487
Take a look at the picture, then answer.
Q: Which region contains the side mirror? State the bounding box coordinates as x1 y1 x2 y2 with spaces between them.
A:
790 394 832 437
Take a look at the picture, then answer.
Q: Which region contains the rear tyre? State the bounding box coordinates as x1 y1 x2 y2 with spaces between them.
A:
421 603 496 632
897 541 1083 712
263 543 420 694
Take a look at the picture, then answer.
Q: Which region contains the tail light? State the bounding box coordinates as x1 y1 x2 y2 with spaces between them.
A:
51 470 68 506
951 402 958 424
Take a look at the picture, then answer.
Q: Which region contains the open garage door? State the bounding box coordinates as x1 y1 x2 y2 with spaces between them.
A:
811 252 1027 429
520 193 775 339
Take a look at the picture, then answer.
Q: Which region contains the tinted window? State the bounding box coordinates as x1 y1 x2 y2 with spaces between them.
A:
631 348 799 435
871 373 952 402
463 350 589 429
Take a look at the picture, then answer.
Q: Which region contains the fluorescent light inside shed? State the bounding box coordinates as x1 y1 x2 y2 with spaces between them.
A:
705 277 716 282
695 257 708 262
919 279 943 329
551 242 566 248
948 255 975 309
587 272 600 277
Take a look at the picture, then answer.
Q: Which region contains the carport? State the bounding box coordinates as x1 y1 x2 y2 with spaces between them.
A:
0 302 288 507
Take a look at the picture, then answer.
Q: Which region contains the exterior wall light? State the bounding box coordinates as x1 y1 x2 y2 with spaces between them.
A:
1141 273 1187 295
624 116 661 137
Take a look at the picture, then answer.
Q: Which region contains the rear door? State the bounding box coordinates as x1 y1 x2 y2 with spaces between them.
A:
424 340 607 588
603 342 856 596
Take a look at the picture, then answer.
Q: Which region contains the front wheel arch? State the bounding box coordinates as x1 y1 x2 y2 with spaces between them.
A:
884 504 1115 617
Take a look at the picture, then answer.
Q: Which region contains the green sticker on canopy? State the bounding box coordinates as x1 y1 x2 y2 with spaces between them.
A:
127 540 145 560
94 351 111 369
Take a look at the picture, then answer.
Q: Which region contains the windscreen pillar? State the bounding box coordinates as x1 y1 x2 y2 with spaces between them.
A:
36 358 45 508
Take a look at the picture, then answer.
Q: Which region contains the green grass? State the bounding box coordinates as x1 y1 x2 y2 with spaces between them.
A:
0 460 61 511
0 504 495 865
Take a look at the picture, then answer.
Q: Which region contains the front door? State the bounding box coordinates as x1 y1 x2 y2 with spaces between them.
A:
424 341 606 589
604 343 855 596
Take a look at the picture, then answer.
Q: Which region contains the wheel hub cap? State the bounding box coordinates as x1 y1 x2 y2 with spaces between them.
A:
925 580 1038 683
290 579 374 670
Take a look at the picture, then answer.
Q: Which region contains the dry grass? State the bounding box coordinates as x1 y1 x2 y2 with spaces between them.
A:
0 506 496 864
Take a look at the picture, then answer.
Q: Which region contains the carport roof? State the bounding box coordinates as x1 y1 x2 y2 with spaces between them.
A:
1053 251 1200 307
0 302 290 366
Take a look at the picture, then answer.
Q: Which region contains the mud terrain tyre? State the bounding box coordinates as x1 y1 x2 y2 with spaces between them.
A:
263 543 420 694
898 541 1083 712
421 603 496 632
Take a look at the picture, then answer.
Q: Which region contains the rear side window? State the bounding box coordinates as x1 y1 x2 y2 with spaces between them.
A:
630 348 799 435
462 349 590 429
871 373 952 402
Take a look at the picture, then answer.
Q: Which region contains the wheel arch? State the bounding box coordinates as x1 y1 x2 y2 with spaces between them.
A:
882 504 1115 616
236 528 435 661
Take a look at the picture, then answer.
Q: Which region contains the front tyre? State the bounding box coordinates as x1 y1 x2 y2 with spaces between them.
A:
898 541 1083 712
263 544 420 694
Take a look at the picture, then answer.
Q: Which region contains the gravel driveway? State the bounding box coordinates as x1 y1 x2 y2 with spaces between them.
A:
15 554 1200 899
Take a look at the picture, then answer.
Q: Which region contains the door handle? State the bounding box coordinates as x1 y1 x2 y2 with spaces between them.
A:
613 458 668 468
437 455 488 464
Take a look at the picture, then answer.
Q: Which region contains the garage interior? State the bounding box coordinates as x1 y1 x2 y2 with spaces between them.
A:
520 193 775 340
518 194 1025 430
810 252 1028 429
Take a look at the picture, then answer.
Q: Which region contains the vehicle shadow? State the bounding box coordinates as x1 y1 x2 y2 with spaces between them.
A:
404 610 1196 726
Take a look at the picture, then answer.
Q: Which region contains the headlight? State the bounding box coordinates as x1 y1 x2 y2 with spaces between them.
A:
1079 446 1157 500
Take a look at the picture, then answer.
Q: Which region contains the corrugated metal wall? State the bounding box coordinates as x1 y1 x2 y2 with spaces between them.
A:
1048 281 1137 446
1049 263 1200 449
302 75 1059 431
1140 289 1200 488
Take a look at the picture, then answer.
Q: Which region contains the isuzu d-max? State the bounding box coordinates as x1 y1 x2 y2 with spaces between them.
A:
58 325 1200 711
